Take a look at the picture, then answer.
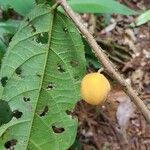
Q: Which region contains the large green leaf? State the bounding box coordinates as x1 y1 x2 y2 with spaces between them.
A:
67 0 137 15
0 4 86 150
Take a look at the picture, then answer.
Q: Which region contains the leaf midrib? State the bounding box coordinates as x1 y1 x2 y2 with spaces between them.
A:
25 8 55 149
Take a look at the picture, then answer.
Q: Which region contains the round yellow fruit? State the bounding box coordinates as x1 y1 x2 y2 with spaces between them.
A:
81 73 111 105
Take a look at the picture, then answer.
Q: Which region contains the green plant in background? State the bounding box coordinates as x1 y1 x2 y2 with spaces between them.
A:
0 0 137 65
0 20 20 64
67 0 137 15
0 0 137 149
0 0 137 15
0 0 36 16
131 9 150 27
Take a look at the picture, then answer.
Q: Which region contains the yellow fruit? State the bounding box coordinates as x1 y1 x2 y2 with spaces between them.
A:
81 73 111 105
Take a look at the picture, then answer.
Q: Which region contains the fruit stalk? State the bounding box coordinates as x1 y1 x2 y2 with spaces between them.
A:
58 0 150 124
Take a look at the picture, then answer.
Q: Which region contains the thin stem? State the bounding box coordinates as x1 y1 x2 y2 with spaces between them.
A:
59 0 150 123
51 1 61 10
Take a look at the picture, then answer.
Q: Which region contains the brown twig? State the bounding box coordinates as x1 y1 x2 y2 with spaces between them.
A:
57 0 150 123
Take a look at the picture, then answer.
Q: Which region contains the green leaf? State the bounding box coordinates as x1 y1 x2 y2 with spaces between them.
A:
0 0 36 16
131 10 150 27
67 0 137 15
0 4 86 150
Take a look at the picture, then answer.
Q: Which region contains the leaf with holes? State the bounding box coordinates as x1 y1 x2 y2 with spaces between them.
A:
0 4 86 150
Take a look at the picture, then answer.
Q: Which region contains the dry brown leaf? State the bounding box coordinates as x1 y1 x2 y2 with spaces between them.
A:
116 98 135 130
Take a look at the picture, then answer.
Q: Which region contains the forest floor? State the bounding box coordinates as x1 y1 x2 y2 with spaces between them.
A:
70 0 150 150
